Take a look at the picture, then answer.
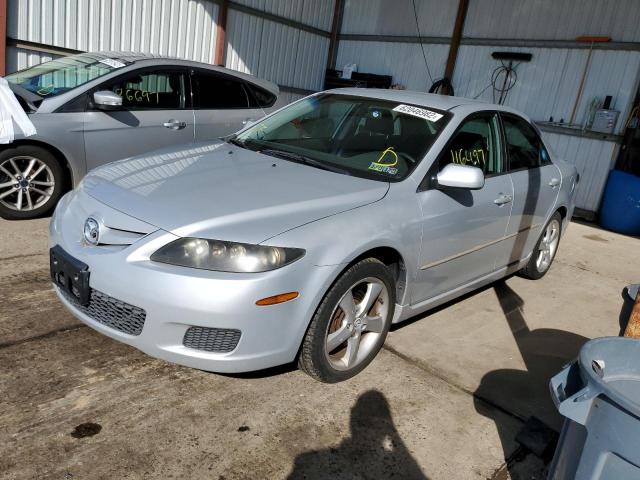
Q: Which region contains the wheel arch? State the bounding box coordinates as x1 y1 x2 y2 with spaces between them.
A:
335 245 409 306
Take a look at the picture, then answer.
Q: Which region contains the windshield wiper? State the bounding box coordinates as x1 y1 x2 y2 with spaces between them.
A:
260 148 351 176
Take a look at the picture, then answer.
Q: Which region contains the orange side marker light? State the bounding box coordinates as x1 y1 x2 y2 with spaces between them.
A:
256 292 299 306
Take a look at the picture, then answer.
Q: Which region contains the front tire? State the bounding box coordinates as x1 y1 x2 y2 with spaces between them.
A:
519 212 562 280
0 145 65 220
298 258 396 383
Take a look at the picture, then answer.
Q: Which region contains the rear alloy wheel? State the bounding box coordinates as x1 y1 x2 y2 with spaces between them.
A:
519 212 562 280
299 258 395 383
0 146 65 220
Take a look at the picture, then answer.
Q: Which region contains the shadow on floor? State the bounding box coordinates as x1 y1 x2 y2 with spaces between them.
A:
287 389 428 480
474 281 589 477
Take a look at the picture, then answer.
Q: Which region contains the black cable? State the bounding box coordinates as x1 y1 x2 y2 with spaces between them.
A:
411 0 433 85
489 61 519 105
429 78 454 96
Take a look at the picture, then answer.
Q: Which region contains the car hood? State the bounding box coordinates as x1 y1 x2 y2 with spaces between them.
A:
81 142 389 244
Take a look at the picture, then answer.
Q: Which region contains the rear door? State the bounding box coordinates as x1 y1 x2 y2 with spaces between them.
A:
83 67 194 171
498 114 561 267
191 69 266 141
412 112 513 303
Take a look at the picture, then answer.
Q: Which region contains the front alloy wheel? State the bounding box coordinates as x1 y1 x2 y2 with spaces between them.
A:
299 258 396 382
0 146 64 220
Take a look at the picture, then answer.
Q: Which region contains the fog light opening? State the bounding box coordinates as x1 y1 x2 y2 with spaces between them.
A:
256 291 299 306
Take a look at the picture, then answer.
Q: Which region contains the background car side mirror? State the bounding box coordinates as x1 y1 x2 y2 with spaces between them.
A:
436 164 485 190
93 90 123 111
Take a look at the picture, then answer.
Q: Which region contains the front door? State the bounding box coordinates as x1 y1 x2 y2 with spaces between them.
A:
191 70 265 141
84 68 194 171
498 114 562 268
412 112 513 304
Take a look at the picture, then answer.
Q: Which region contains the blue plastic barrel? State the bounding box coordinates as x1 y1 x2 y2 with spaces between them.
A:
599 170 640 235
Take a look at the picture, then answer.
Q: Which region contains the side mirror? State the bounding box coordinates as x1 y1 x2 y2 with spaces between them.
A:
436 164 485 190
93 90 123 110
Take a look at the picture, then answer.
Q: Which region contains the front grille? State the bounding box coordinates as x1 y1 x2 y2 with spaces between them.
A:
61 288 146 336
183 326 241 353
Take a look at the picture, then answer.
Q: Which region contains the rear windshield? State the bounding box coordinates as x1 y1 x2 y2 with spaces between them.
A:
5 53 129 98
235 93 450 182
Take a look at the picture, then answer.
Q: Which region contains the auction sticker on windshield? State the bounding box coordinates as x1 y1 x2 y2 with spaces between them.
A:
393 104 443 122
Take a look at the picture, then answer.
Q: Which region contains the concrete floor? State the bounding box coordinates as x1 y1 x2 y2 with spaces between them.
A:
0 217 634 480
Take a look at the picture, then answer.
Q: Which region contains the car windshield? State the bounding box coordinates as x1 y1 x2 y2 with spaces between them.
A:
5 53 130 98
234 93 450 182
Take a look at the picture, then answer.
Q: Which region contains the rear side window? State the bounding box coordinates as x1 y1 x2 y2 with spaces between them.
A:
100 70 186 110
192 72 249 109
502 115 549 170
439 114 503 176
245 83 277 108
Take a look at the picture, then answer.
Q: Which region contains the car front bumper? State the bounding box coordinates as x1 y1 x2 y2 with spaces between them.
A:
49 192 335 373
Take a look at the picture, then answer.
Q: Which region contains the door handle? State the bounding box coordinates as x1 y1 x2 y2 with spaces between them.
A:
494 194 513 206
549 178 561 188
163 119 187 130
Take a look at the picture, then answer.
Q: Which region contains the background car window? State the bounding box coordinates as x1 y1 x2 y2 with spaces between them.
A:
193 72 249 109
503 116 545 170
102 71 185 109
439 115 502 175
245 83 277 108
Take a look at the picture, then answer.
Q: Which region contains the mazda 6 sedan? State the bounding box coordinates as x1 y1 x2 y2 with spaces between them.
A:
49 89 577 382
2 52 278 219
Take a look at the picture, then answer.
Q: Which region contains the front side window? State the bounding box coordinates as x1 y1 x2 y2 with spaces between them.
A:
234 94 450 182
192 72 249 109
438 114 503 176
6 53 129 98
101 70 186 110
502 115 547 170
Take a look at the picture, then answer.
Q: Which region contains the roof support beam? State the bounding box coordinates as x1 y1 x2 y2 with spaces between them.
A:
0 0 6 76
214 0 229 66
443 0 469 86
326 0 345 70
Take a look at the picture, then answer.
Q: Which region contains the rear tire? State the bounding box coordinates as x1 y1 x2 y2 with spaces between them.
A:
0 145 66 220
519 212 562 280
298 258 396 383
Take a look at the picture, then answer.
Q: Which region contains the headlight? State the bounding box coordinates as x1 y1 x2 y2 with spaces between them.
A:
150 238 305 273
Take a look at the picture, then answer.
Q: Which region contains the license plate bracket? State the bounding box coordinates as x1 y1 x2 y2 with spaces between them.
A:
50 245 90 306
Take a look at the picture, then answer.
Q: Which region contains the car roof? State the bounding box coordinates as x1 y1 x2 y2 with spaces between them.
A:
64 51 279 96
324 88 527 118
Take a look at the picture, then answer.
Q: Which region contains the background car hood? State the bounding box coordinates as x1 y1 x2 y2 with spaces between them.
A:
81 142 389 244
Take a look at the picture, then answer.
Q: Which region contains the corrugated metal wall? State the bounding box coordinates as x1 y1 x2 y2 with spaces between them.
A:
225 8 330 92
542 133 619 212
464 0 640 42
6 0 331 96
337 0 640 213
7 0 220 67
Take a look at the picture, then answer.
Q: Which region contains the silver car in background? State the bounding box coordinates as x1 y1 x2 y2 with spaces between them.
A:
2 52 279 219
49 89 577 383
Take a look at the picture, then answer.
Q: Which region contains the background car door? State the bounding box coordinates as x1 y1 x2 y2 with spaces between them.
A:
83 68 194 171
412 113 513 304
191 69 266 141
498 114 562 267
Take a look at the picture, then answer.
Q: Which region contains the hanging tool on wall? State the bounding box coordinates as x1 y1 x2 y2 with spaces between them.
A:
568 36 611 126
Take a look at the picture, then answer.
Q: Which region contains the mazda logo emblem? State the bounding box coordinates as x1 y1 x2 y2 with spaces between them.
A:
83 218 100 245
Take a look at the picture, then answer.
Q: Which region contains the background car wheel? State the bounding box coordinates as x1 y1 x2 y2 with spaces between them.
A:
298 258 396 383
0 145 65 220
519 212 562 280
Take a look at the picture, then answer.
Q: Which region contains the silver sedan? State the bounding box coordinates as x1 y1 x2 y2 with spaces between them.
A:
2 52 278 219
49 89 577 382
